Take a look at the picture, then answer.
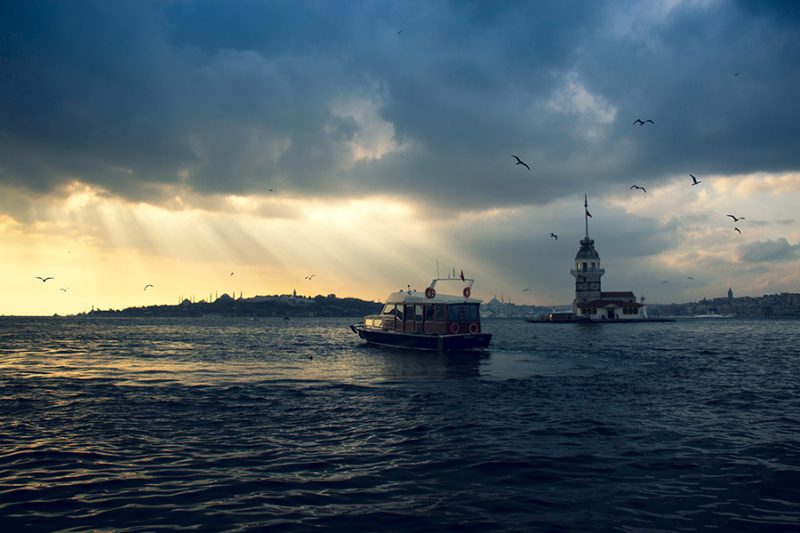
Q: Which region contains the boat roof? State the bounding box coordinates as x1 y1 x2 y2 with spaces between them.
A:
384 290 483 305
384 277 483 305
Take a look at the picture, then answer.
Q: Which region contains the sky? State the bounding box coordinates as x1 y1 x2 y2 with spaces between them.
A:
1 0 800 315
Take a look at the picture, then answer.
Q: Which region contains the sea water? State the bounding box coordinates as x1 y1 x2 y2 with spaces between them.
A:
1 316 799 531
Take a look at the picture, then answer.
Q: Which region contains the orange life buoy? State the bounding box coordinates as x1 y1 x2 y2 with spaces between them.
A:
449 322 460 334
425 287 436 299
468 322 479 334
463 287 471 298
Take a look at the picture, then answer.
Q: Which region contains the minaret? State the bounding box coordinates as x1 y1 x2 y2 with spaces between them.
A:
571 194 605 314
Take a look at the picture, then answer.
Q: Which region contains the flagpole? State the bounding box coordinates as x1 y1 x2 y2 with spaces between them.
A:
584 194 589 238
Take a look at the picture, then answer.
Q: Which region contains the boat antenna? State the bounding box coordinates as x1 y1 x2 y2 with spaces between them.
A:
436 258 440 279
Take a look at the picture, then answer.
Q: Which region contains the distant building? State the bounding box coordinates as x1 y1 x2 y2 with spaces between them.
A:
571 195 645 320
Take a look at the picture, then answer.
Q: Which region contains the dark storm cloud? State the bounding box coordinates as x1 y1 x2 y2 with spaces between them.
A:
1 1 799 209
739 238 800 263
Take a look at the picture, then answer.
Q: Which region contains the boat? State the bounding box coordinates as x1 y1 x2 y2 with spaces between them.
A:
350 277 492 351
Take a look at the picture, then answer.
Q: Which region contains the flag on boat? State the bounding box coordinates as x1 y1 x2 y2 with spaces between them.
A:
460 269 465 281
585 209 592 218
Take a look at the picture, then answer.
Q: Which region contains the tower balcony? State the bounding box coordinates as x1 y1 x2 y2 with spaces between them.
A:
571 268 605 276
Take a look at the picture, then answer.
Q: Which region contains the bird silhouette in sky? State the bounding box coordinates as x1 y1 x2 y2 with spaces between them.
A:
60 287 69 292
633 119 654 125
510 154 531 171
230 272 234 276
690 174 702 186
305 274 315 280
734 227 741 234
36 276 53 283
630 185 647 193
550 233 558 240
688 276 694 280
727 214 745 222
144 284 154 291
522 288 532 292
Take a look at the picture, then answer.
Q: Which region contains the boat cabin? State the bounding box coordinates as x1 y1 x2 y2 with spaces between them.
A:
363 288 484 336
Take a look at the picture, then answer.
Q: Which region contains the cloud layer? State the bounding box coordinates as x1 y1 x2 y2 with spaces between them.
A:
2 1 799 211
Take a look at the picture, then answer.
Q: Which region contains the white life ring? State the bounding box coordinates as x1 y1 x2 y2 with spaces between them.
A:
463 287 471 298
449 322 460 334
425 287 436 299
468 322 479 334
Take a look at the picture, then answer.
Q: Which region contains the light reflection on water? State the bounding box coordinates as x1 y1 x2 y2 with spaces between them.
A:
1 316 800 531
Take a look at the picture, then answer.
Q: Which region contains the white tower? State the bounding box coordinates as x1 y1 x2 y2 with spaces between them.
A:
571 195 605 315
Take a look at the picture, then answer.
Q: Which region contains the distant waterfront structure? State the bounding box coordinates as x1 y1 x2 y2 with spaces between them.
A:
571 195 645 320
728 287 734 304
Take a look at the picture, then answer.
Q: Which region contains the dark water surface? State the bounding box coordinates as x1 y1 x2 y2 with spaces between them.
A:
1 317 799 531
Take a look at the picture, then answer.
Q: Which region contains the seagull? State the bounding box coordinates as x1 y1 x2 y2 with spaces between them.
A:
630 185 647 193
726 214 745 222
690 174 701 186
230 272 234 276
688 276 694 280
36 276 54 283
633 119 654 125
510 154 531 171
550 233 558 240
60 288 69 292
522 288 532 292
734 227 741 234
144 284 154 291
305 274 315 280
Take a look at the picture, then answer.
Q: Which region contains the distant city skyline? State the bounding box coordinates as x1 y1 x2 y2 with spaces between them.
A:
2 1 799 315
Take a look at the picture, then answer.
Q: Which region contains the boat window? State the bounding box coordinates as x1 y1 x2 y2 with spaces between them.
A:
425 305 435 321
434 304 446 321
395 306 404 320
415 305 424 320
382 304 395 315
448 304 479 322
404 305 414 320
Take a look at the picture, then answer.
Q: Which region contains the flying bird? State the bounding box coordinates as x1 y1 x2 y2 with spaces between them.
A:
230 272 234 276
734 227 741 234
144 284 154 291
550 233 558 240
305 274 315 280
60 288 69 292
688 276 694 280
36 276 53 283
690 174 702 186
510 154 531 171
726 214 745 222
522 288 532 293
630 185 647 193
633 119 654 125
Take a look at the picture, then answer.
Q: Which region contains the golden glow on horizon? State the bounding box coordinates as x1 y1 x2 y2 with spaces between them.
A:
0 185 465 315
2 172 799 315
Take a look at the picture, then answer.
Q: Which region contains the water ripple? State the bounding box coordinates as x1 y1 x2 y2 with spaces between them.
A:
1 317 799 530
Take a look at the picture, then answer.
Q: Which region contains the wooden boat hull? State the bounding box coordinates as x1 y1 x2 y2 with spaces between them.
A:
351 324 492 351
